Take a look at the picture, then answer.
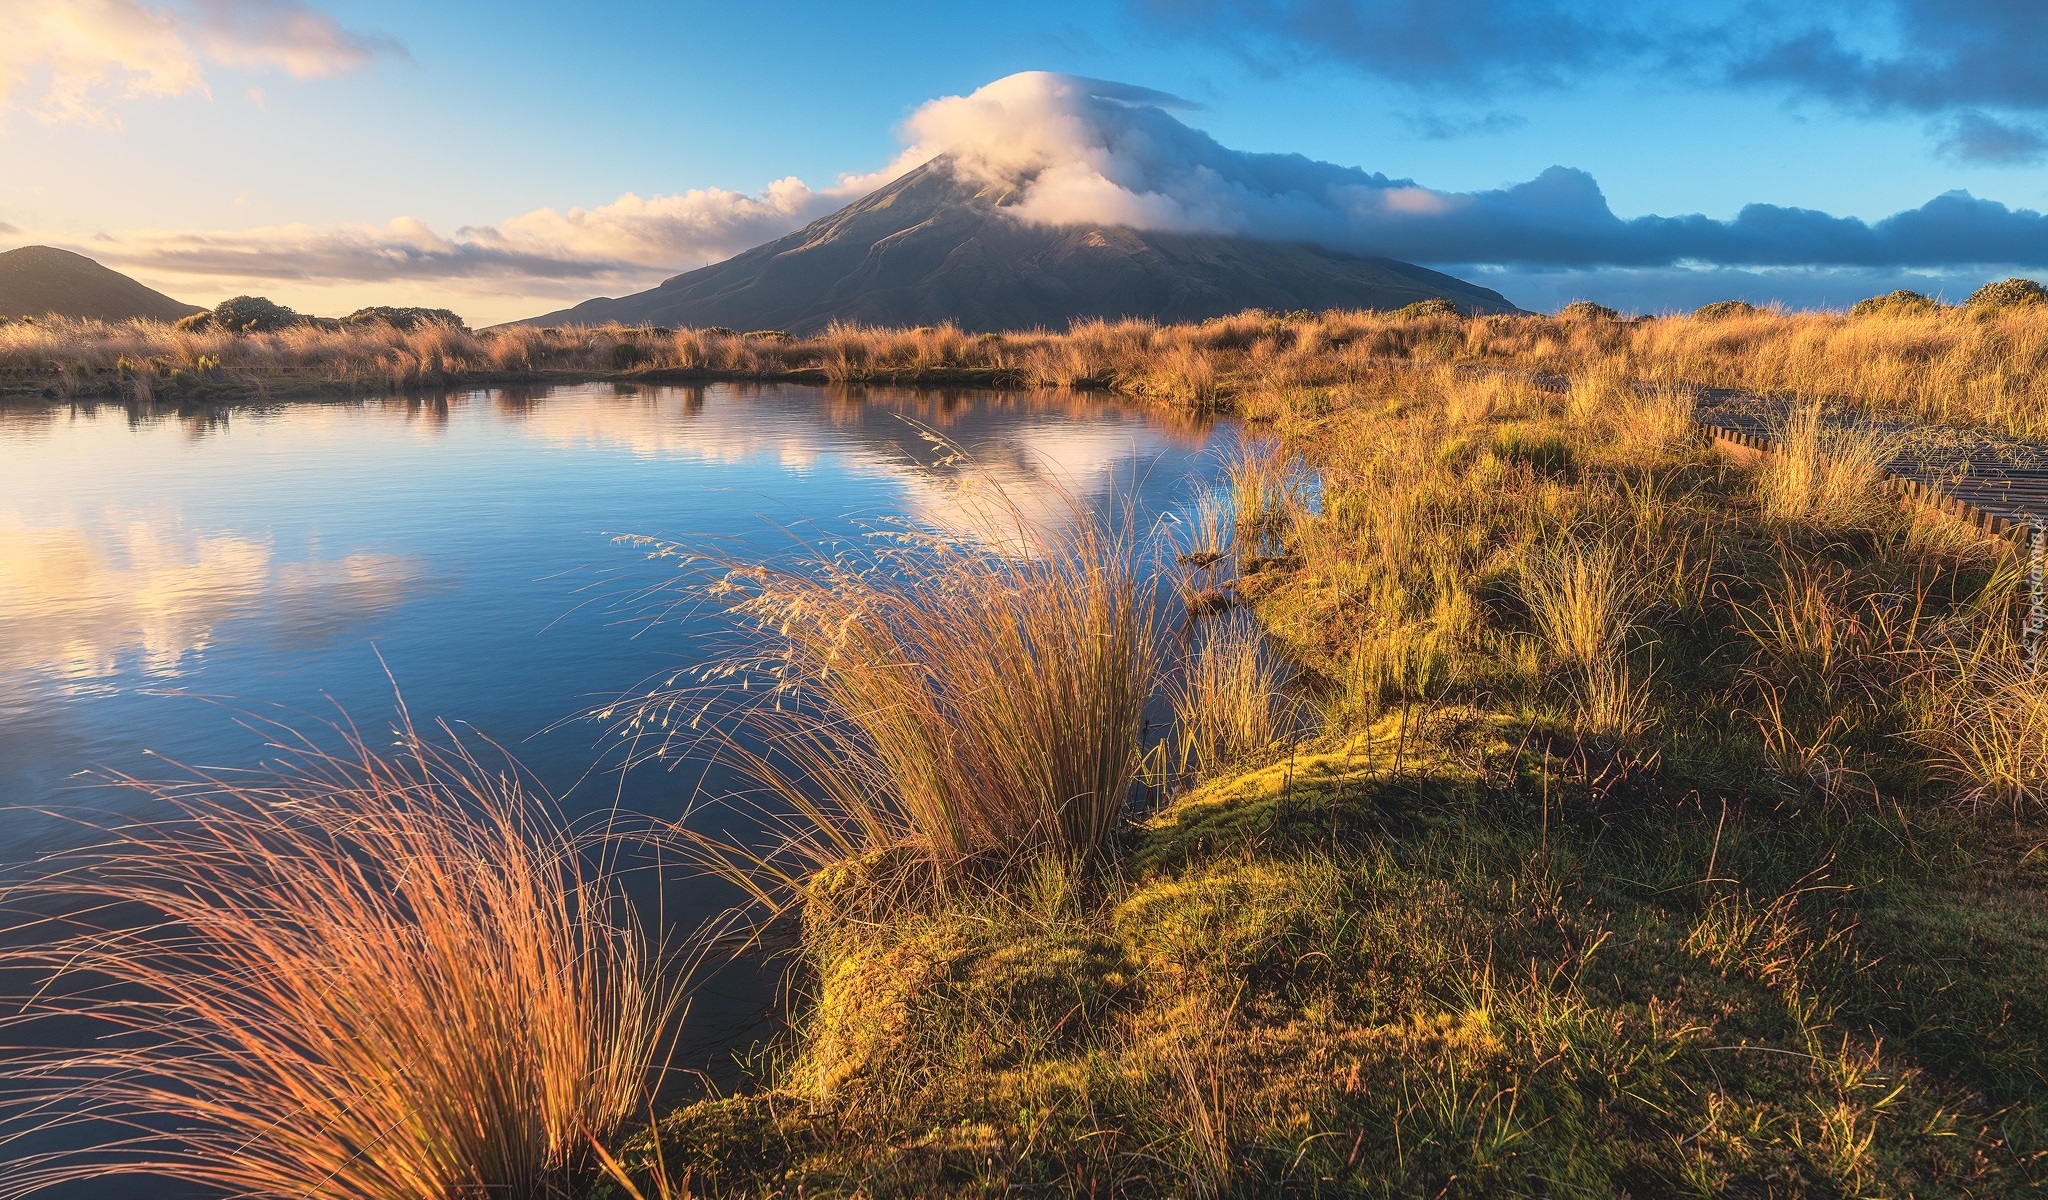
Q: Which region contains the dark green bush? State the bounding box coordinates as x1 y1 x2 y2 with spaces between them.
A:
342 306 469 332
1558 300 1620 321
1965 277 2048 309
1392 298 1464 319
1850 289 1937 317
180 296 306 334
1692 299 1762 320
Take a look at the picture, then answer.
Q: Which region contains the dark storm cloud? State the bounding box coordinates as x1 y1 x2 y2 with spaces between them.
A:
1935 112 2048 166
1134 0 2048 139
1730 0 2048 114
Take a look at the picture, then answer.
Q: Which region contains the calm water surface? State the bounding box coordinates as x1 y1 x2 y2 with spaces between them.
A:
0 381 1236 1191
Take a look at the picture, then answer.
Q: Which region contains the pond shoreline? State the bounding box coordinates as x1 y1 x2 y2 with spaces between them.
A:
0 364 1073 405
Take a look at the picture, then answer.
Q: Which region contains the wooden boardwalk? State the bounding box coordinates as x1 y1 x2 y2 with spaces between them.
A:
1485 361 2048 540
1695 412 2048 541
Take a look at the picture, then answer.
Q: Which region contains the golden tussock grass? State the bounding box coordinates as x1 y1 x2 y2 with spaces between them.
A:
608 483 1166 923
586 342 2048 1199
14 302 2048 447
0 706 679 1200
16 301 2048 1196
1753 403 1905 528
1167 612 1298 777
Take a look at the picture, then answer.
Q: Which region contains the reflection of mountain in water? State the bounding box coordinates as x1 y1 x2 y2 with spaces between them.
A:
509 382 1216 546
6 384 1217 554
0 382 1213 707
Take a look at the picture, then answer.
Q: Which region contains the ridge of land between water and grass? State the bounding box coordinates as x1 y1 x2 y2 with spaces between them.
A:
11 309 2048 1197
7 302 2048 437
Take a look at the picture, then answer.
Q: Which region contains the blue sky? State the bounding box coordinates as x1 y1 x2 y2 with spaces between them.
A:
4 0 2046 323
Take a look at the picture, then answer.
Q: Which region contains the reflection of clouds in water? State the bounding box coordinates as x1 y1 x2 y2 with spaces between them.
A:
890 422 1170 550
0 512 426 709
512 384 1203 547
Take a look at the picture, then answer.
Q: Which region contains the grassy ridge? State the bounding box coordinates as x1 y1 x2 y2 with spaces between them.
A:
603 363 2048 1197
9 304 2048 443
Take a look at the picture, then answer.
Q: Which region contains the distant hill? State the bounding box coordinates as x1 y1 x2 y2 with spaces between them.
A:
526 158 1522 332
0 246 203 323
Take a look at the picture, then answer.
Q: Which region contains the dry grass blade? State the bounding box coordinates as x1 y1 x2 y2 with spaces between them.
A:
1911 638 2048 812
0 705 680 1200
1523 538 1635 674
615 473 1167 924
1755 405 1903 529
1168 612 1297 777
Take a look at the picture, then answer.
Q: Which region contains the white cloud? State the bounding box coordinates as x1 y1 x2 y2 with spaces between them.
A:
893 73 2048 272
64 168 905 321
18 70 2048 323
0 0 399 127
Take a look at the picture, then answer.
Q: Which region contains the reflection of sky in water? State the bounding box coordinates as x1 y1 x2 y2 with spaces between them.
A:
0 382 1232 861
0 383 1235 1196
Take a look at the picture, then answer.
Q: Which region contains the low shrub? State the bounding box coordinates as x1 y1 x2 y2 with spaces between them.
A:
1966 277 2048 309
1693 299 1762 320
1849 289 1937 317
1558 300 1621 321
179 294 307 334
1393 297 1464 319
342 305 469 331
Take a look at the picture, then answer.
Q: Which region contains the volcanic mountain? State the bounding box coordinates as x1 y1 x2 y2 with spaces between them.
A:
528 159 1521 332
0 246 203 323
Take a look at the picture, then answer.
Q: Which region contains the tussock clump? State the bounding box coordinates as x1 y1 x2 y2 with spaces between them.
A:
1168 612 1298 777
1491 424 1577 479
1521 538 1651 740
618 483 1166 916
0 710 676 1200
1912 638 2048 812
1753 404 1902 529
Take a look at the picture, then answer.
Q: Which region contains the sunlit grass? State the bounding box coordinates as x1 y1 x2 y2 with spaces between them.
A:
14 303 2048 448
608 483 1166 924
1167 612 1297 777
0 707 678 1200
14 299 2048 1196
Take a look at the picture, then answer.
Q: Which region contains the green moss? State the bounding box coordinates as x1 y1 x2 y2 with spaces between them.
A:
601 364 2048 1198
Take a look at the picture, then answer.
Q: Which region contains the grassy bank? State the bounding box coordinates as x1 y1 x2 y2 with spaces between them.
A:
601 363 2048 1197
9 304 2048 446
9 313 2048 1198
